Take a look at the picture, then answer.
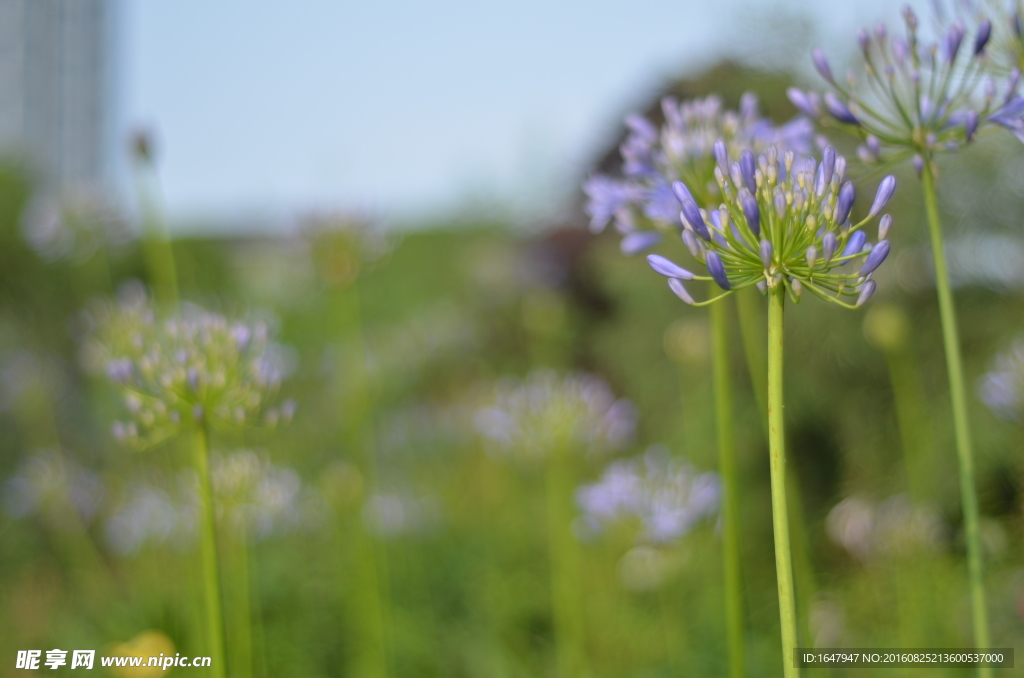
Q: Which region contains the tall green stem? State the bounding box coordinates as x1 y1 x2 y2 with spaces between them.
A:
195 425 226 678
767 288 799 678
920 163 990 669
334 283 391 678
736 287 815 649
709 300 745 678
229 534 254 678
545 447 588 678
133 157 179 308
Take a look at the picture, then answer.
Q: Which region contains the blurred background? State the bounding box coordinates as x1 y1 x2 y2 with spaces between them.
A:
1 0 1023 676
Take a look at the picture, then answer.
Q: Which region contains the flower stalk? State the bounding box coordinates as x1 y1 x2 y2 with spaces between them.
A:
545 446 588 678
194 424 226 678
709 299 745 678
921 161 991 668
767 286 799 678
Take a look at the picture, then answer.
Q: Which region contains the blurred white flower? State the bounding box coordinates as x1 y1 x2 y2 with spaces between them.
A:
475 370 636 459
577 446 719 544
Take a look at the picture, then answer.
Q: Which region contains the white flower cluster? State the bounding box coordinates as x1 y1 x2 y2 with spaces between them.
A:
826 494 946 563
475 370 636 459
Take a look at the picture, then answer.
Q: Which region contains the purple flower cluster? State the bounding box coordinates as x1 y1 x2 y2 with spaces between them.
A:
83 283 296 448
577 446 720 544
645 144 895 308
791 4 1024 165
584 94 813 254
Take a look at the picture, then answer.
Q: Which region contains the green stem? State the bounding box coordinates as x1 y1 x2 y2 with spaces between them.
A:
767 287 799 678
545 448 588 678
231 534 253 678
921 163 991 669
334 282 391 678
737 286 815 649
195 425 226 678
709 300 745 678
735 287 768 433
133 158 179 308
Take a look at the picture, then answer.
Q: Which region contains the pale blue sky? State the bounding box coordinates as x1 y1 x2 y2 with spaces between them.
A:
119 0 924 228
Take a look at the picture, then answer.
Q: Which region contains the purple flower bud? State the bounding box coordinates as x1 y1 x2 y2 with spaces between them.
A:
671 180 694 205
705 251 731 290
232 324 253 352
835 155 846 181
902 6 917 30
964 109 979 140
193 405 205 422
790 278 803 299
821 146 835 183
740 150 757 194
741 191 761 237
856 279 877 307
824 93 859 125
869 175 897 217
974 20 992 55
806 245 818 269
647 254 695 280
681 229 702 258
787 88 819 116
1007 69 1021 104
620 231 663 255
893 39 908 66
713 139 728 173
668 278 694 305
878 214 892 240
858 29 870 54
729 162 743 190
774 189 787 218
680 200 711 241
944 23 964 64
843 230 867 257
759 239 773 269
859 239 890 276
832 184 853 226
812 47 834 83
814 163 827 197
106 359 134 384
187 367 200 393
822 232 837 264
913 154 925 176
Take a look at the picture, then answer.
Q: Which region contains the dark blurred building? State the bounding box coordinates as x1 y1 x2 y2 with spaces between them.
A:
0 0 113 189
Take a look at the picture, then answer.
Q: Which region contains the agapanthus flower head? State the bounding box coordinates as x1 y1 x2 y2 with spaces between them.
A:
211 450 324 539
576 446 720 544
475 370 636 459
794 5 1024 164
978 333 1024 420
82 283 296 448
648 144 895 308
584 93 813 242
